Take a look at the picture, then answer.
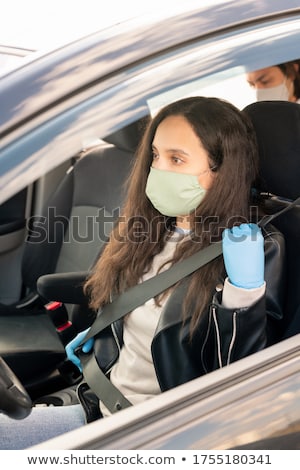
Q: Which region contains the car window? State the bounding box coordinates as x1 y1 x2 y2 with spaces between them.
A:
147 17 300 114
147 66 256 114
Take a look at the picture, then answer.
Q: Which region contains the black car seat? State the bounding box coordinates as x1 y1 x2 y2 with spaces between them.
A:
243 100 300 339
0 117 148 387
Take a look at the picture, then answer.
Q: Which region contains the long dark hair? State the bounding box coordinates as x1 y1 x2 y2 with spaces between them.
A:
84 97 259 335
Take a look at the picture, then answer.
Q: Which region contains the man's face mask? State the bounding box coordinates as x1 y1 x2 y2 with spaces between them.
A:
256 80 290 102
145 167 207 217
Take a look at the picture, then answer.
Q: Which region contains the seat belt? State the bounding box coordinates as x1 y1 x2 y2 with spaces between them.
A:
80 195 300 414
79 241 223 413
258 195 300 227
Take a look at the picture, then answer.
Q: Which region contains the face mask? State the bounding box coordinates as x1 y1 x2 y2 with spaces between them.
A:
256 80 289 102
145 167 207 217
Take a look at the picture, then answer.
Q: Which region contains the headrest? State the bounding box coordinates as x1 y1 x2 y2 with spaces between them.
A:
104 116 150 153
243 101 300 200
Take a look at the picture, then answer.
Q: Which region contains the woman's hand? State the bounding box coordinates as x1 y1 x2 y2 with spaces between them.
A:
222 223 264 289
65 328 94 372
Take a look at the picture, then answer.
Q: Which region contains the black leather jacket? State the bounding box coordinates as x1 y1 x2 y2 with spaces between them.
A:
94 226 285 393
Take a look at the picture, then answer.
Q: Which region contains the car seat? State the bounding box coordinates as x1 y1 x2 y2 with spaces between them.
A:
243 100 300 339
0 117 148 388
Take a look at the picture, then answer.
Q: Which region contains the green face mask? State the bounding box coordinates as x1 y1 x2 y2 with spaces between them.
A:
145 167 207 217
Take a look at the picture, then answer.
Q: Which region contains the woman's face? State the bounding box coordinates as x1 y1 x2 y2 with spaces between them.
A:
151 115 215 190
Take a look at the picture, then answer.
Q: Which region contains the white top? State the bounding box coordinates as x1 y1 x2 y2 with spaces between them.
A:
101 234 177 416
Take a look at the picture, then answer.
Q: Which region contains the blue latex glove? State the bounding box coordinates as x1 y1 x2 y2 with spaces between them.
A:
65 328 94 372
222 223 264 289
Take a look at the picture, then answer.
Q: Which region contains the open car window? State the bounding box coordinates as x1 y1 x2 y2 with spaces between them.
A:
147 66 256 115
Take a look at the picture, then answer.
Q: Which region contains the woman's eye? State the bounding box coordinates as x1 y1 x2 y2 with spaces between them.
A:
152 151 158 160
171 156 183 164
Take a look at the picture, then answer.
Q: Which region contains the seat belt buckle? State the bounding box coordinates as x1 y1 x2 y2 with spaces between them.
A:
45 301 63 311
44 300 68 328
44 300 75 344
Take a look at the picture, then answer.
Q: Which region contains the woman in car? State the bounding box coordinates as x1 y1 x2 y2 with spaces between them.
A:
0 96 285 448
246 60 300 102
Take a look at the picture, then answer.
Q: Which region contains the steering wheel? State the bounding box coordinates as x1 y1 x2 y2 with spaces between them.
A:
0 357 32 420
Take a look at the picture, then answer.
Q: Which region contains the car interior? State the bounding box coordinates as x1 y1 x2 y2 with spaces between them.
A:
0 98 299 421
